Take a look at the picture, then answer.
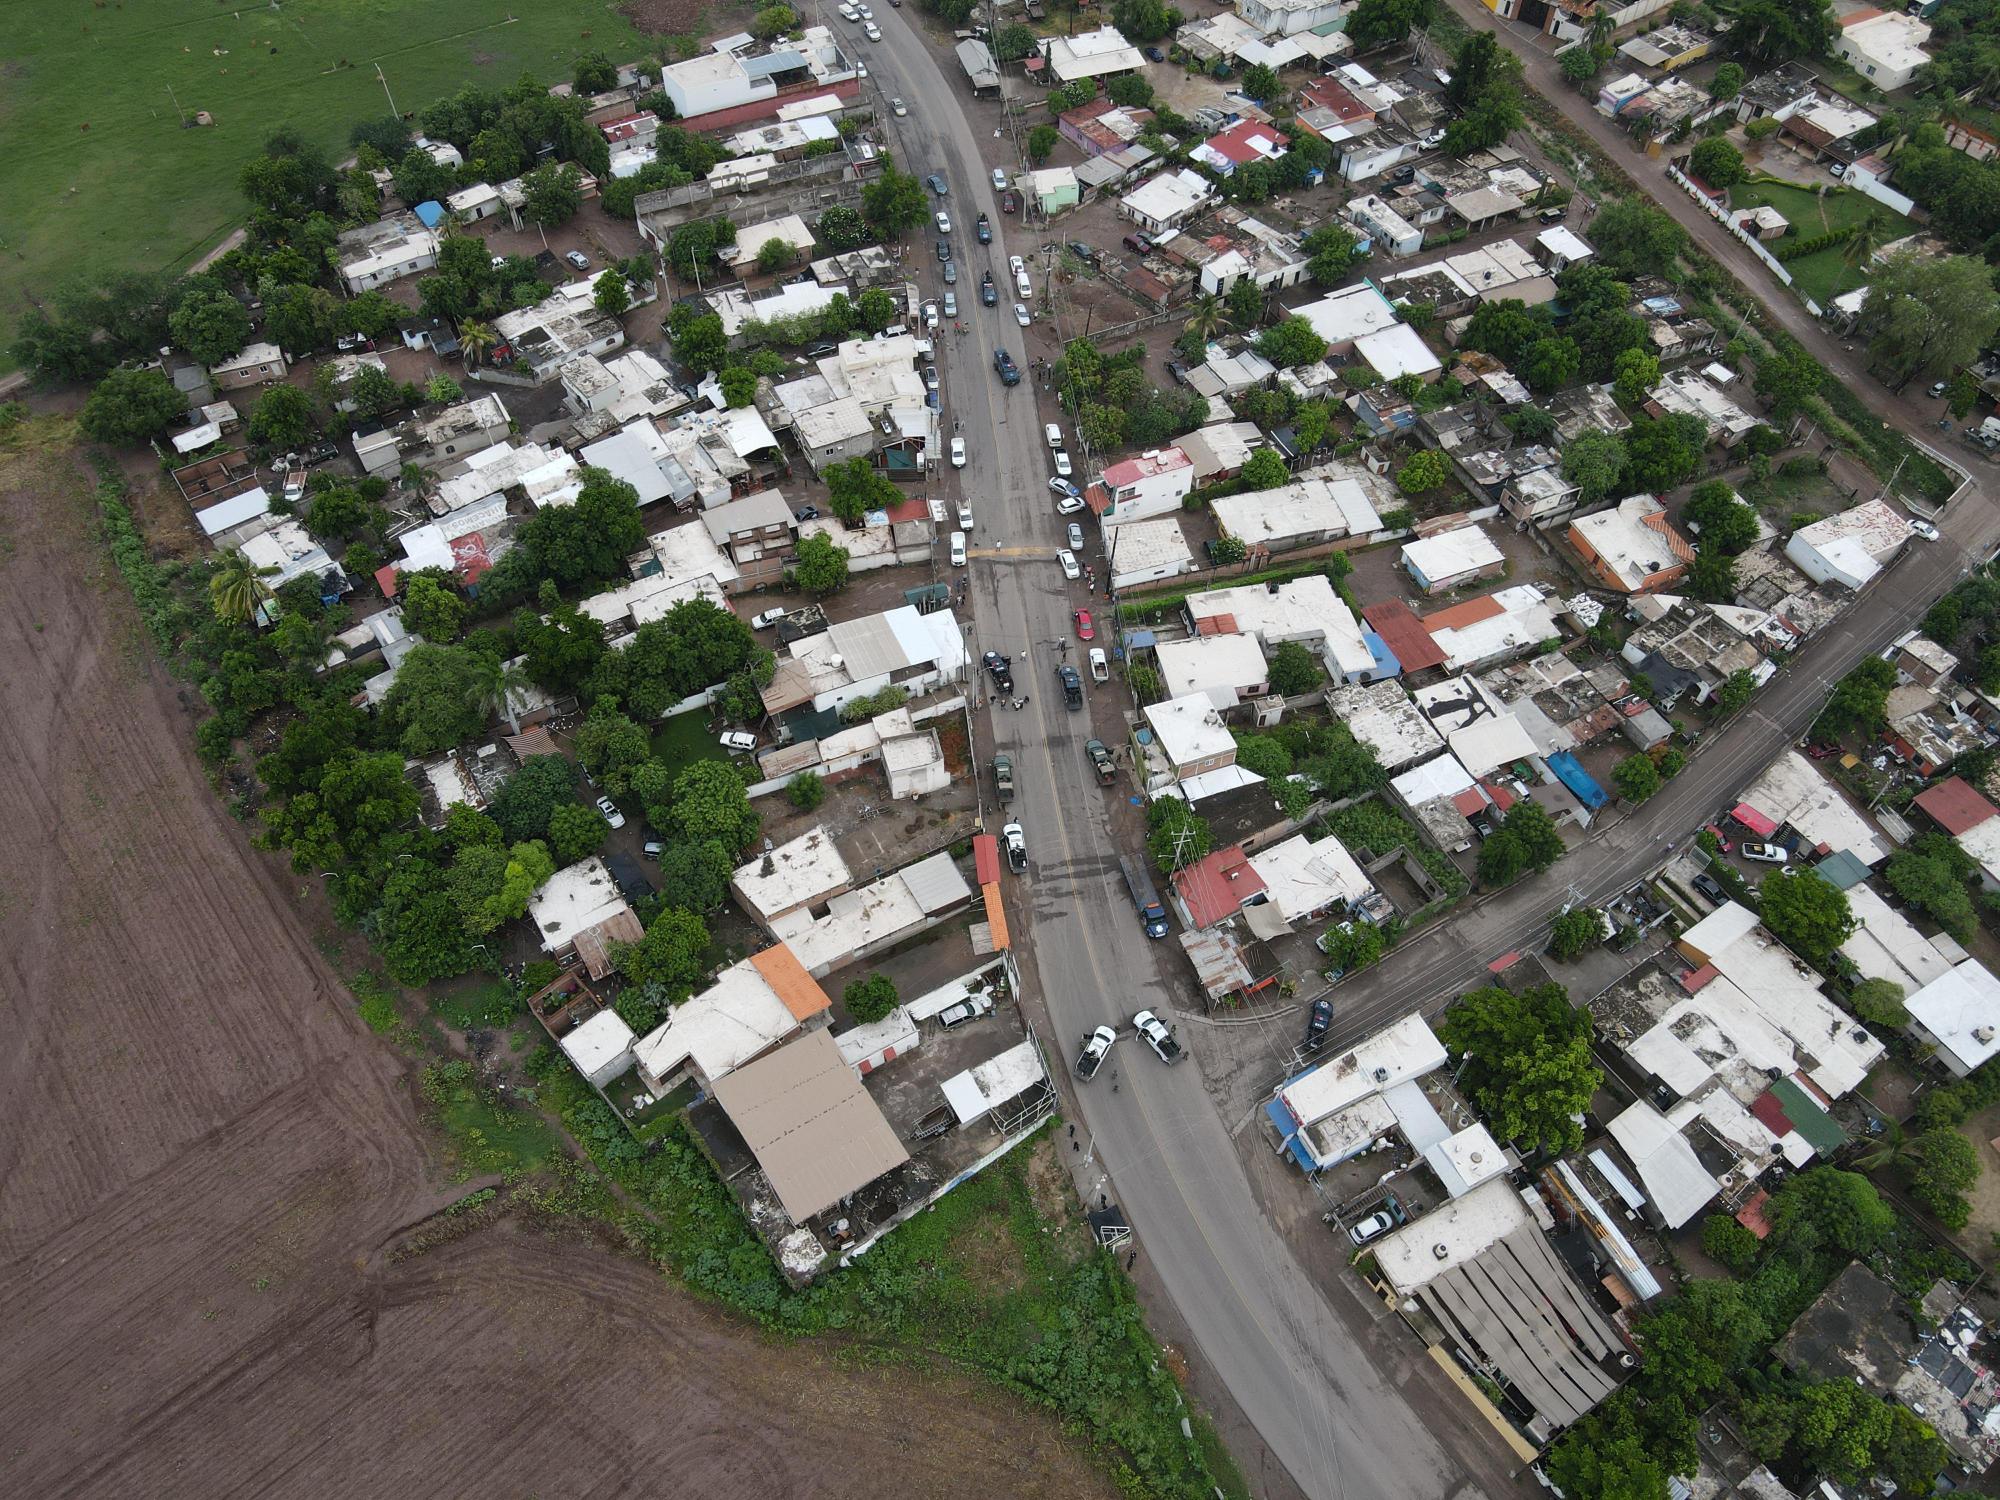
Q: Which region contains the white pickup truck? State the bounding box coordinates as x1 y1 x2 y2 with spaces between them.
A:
1133 1010 1184 1066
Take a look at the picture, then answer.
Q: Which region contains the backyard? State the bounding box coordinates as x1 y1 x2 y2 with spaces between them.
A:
0 0 648 371
1727 179 1915 308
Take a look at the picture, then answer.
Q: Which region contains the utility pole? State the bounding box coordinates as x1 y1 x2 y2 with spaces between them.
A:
375 62 399 119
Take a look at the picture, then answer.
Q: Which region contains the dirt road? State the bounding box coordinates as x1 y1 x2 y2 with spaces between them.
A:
0 438 1115 1498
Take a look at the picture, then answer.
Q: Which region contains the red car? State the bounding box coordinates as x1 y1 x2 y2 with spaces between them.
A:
1000 189 1022 214
1073 609 1095 640
1702 823 1734 853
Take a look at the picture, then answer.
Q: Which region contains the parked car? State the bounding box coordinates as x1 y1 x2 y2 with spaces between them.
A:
921 364 940 393
1133 1009 1183 1064
1049 475 1082 499
1010 255 1031 297
937 994 994 1028
936 237 952 262
1088 647 1108 683
1693 872 1727 904
1910 518 1940 541
1073 608 1094 640
1085 738 1116 783
1166 358 1190 385
1304 997 1334 1050
794 504 820 521
1122 230 1154 255
750 607 787 630
958 502 974 531
565 250 591 271
951 436 967 467
1045 422 1063 449
595 795 625 829
1053 448 1072 477
1002 821 1028 873
1144 45 1166 62
837 2 858 16
976 212 991 244
942 260 957 285
719 730 759 752
1929 379 1951 398
1075 1025 1116 1081
1057 548 1080 578
1066 521 1084 551
1121 854 1170 938
999 189 1021 214
950 529 967 566
642 839 665 860
1701 823 1734 853
991 166 1008 191
1014 301 1032 327
1537 204 1566 224
942 290 957 317
992 752 1015 801
1742 842 1789 864
1346 1200 1404 1246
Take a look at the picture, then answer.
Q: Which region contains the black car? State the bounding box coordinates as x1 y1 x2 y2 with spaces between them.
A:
983 650 1014 692
943 260 957 285
993 348 1020 386
926 173 949 196
794 505 820 521
1166 358 1189 385
1304 998 1334 1050
1057 663 1083 708
1144 45 1166 62
976 213 991 244
981 271 997 305
1692 872 1727 904
936 238 952 262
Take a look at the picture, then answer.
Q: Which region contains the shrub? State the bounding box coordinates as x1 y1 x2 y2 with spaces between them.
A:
788 771 826 810
1700 1212 1761 1274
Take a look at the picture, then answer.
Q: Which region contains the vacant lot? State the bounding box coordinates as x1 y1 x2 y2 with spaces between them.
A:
0 434 1119 1499
0 1 647 370
1727 179 1915 308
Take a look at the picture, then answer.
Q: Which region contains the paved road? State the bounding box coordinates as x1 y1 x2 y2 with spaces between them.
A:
858 13 1998 1500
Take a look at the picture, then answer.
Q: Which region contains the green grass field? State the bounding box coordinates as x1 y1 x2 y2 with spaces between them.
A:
0 1 650 372
1727 179 1915 309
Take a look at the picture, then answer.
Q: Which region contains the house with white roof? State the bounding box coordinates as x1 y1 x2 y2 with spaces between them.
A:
760 604 968 719
1247 832 1381 925
1347 193 1423 257
1185 576 1376 682
526 857 641 973
1044 25 1146 83
1568 496 1695 594
1839 883 1955 993
768 849 975 976
1645 369 1760 447
1355 323 1443 383
1122 169 1218 232
1401 524 1506 595
1210 473 1387 562
1105 515 1199 591
1294 282 1401 353
1143 694 1239 782
1836 9 1932 91
1424 585 1563 673
1266 1012 1456 1170
1784 499 1913 591
633 944 834 1094
1328 680 1445 770
732 826 855 928
1907 960 2000 1076
1737 749 1890 865
1157 632 1271 710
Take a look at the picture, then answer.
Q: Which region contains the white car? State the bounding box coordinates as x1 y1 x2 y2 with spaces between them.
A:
856 1 872 15
719 730 759 753
1066 521 1085 551
1044 422 1063 449
950 529 968 567
922 299 940 331
1088 647 1108 683
1009 255 1031 297
1053 449 1072 478
1348 1208 1399 1246
1910 518 1941 541
935 210 951 234
1741 842 1790 865
958 503 974 531
837 2 858 16
950 436 966 467
1057 548 1081 579
1056 494 1086 516
1013 302 1031 327
595 795 626 830
750 607 787 630
942 290 957 317
992 166 1009 190
891 97 908 117
864 22 882 40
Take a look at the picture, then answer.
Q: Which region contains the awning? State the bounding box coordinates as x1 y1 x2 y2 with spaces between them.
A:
1729 802 1778 837
982 882 1009 950
973 833 1000 886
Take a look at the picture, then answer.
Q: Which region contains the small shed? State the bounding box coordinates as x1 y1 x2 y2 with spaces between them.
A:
561 1009 636 1088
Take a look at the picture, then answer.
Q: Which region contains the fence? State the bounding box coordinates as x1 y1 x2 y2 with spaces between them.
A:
1663 163 1798 290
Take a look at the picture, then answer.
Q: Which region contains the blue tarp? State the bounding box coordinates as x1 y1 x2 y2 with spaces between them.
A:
1265 1097 1317 1170
1547 751 1609 811
413 199 446 228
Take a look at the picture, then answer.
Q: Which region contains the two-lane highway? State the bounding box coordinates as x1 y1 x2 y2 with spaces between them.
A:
859 13 1513 1499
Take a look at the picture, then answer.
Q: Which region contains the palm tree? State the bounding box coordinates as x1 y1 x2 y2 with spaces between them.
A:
467 652 533 734
1182 293 1225 343
1853 1119 1923 1176
1842 211 1889 274
210 548 278 624
1587 8 1617 56
458 319 497 370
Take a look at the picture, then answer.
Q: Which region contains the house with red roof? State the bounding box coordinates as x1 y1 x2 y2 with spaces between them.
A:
1170 845 1268 930
1191 120 1290 178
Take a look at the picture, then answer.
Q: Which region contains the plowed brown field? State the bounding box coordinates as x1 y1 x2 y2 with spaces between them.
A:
0 441 1115 1499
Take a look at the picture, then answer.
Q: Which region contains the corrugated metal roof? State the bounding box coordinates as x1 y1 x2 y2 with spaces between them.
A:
748 942 833 1023
900 849 972 914
982 882 1009 950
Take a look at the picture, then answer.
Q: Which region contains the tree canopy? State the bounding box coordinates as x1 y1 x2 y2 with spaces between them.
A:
1440 982 1600 1155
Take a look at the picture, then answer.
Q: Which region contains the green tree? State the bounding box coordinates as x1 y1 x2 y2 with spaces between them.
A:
573 51 619 94
1562 430 1628 503
652 839 735 912
1346 0 1435 51
593 270 631 318
448 838 555 934
1767 1166 1894 1256
547 802 611 864
401 570 468 641
1624 413 1708 493
488 754 580 843
1714 669 1757 716
1235 447 1288 492
854 286 897 333
1396 449 1451 495
755 236 797 274
1518 335 1581 395
1814 655 1896 740
208 547 278 624
513 467 647 589
1301 224 1364 285
1728 0 1838 69
843 974 901 1023
574 702 653 797
242 384 314 451
1544 1412 1672 1500
1907 1127 1979 1227
1688 136 1746 188
788 771 826 811
423 371 463 406
1441 982 1599 1155
80 367 186 445
1267 641 1323 696
382 642 500 755
169 287 254 365
1249 315 1327 370
1884 834 1980 939
1027 125 1061 164
1684 480 1760 554
1612 347 1661 406
1708 61 1746 100
1112 0 1175 39
824 455 901 524
1559 44 1606 87
670 760 759 850
1478 801 1566 885
521 162 584 230
1613 754 1662 802
1699 1212 1761 1273
718 366 758 408
372 858 479 986
793 532 851 595
750 4 798 40
1757 868 1854 967
994 23 1039 61
861 157 930 240
1753 348 1824 419
613 906 711 995
1241 62 1281 101
1857 251 2000 393
1549 906 1605 960
1146 797 1212 875
1591 199 1689 280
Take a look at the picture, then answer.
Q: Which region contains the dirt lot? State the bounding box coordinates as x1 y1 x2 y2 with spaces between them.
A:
0 437 1117 1499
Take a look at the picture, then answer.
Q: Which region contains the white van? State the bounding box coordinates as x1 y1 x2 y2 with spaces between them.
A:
950 529 967 567
1045 422 1063 449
